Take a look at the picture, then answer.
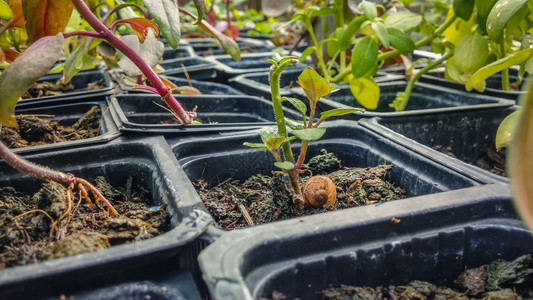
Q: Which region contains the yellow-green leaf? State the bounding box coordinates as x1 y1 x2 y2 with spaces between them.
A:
0 34 64 127
321 108 364 120
454 31 489 73
292 127 326 141
351 36 378 78
298 66 331 105
22 0 74 42
0 0 13 21
496 110 521 151
350 77 380 110
486 0 528 40
274 161 295 171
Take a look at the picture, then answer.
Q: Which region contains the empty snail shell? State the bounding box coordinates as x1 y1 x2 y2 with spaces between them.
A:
303 175 337 208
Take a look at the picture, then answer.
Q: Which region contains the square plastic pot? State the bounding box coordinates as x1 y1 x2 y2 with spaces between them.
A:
158 57 217 80
420 67 524 101
359 106 519 184
107 93 301 134
9 96 119 154
292 81 515 119
189 37 272 57
162 45 196 60
122 75 244 95
0 136 211 299
20 69 114 102
198 184 526 300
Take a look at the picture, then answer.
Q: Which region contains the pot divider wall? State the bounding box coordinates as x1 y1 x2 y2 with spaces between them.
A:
158 57 217 80
122 76 244 95
0 136 212 299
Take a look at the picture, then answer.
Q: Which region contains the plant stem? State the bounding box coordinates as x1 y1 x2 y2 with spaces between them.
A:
0 16 21 37
71 0 192 124
501 40 510 91
62 31 102 38
330 14 458 83
305 18 329 78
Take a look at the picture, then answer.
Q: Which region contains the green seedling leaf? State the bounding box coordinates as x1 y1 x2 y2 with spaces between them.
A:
196 16 240 61
266 137 288 150
496 110 521 151
118 35 164 76
339 15 365 51
387 27 415 53
311 7 336 17
281 97 307 115
300 46 316 62
475 0 498 34
22 0 74 42
466 48 533 91
351 36 378 78
292 127 327 141
63 38 92 82
358 1 377 20
383 12 422 31
274 161 295 171
486 0 528 40
243 142 269 149
192 0 206 24
298 67 331 105
0 33 64 127
371 22 389 49
350 77 380 109
454 31 489 73
453 0 475 20
525 55 533 74
0 1 13 21
144 0 181 49
321 108 364 119
285 118 304 130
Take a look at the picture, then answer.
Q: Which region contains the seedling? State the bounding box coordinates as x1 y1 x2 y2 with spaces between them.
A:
244 54 362 208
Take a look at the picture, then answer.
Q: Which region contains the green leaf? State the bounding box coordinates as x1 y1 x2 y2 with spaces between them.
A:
192 0 205 24
387 27 414 53
321 108 364 119
0 33 64 127
285 118 305 130
63 38 92 82
260 126 280 144
266 137 288 150
281 97 307 115
351 36 378 78
118 35 164 76
299 46 316 62
298 67 331 105
311 7 336 17
358 1 377 20
454 31 489 73
274 161 295 171
144 0 181 49
383 12 422 31
496 110 521 151
327 38 338 58
475 0 498 34
0 1 13 21
371 22 389 49
466 48 533 91
243 142 269 150
454 0 475 20
339 16 365 51
525 55 533 73
292 127 327 141
350 77 380 110
195 16 241 61
486 0 528 41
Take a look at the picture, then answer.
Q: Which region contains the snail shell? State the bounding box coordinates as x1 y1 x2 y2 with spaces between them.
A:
303 175 337 208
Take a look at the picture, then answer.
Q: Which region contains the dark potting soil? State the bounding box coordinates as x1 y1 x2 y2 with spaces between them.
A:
195 150 405 230
21 79 106 99
0 177 169 269
310 254 533 300
433 145 506 176
0 105 100 148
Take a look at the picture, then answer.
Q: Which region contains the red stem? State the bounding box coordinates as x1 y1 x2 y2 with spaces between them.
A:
71 0 192 124
0 16 21 37
62 31 102 39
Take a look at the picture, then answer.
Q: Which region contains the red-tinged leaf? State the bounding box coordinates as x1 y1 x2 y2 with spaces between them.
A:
22 0 74 42
158 75 179 89
7 0 24 28
0 47 20 62
207 6 216 25
0 34 64 127
132 84 159 94
173 86 202 95
224 24 239 40
114 18 160 43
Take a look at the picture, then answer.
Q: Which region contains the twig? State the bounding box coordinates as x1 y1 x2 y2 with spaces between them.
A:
238 204 255 226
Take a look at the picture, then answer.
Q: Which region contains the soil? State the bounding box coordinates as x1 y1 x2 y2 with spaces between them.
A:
195 150 405 230
432 145 506 176
0 105 101 148
21 79 106 99
0 176 169 269
312 254 533 300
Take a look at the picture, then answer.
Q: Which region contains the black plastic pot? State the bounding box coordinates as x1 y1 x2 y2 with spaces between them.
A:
359 106 519 184
292 81 515 119
420 67 524 101
108 93 301 134
208 53 308 83
188 37 272 57
8 96 119 154
122 75 244 95
198 184 526 300
158 57 217 80
20 69 114 102
0 136 212 299
162 45 196 60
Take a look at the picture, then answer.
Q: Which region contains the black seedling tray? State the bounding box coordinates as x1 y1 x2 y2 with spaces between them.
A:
162 45 196 60
420 67 524 101
188 37 272 57
158 57 217 80
8 96 119 154
123 75 244 95
20 69 114 102
0 136 212 299
359 106 519 184
291 80 515 119
198 184 526 299
108 93 301 134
